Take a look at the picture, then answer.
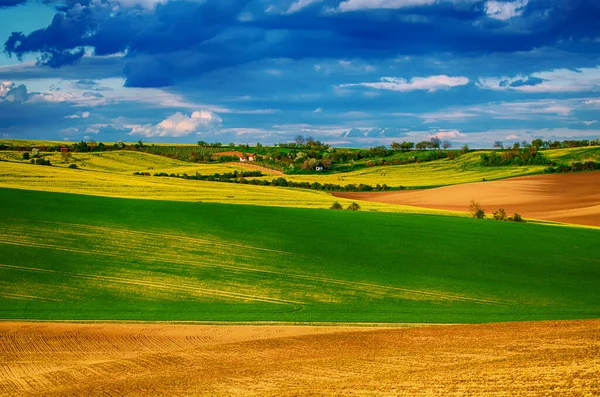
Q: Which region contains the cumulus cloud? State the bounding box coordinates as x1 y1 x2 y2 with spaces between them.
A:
485 0 528 20
0 82 29 103
127 110 222 138
341 75 469 92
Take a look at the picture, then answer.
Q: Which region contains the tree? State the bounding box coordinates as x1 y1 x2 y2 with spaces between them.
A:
346 202 361 211
429 136 441 150
442 140 452 150
402 141 415 151
198 140 208 147
493 208 507 221
390 141 402 151
510 213 524 222
416 141 429 150
295 135 306 145
135 139 144 150
512 142 521 150
469 200 485 219
493 141 503 149
116 140 125 149
531 139 544 150
330 202 343 210
97 142 106 151
461 144 470 154
22 152 30 160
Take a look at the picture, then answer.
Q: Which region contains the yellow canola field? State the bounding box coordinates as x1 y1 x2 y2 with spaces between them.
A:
0 160 464 217
0 151 279 175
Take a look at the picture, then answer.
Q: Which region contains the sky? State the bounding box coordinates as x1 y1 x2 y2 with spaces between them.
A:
0 0 599 148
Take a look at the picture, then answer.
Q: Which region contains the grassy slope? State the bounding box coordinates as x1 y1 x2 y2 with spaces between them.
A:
1 188 598 323
261 152 547 187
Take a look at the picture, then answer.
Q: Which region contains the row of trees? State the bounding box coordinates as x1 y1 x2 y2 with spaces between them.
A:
390 137 452 151
152 172 392 192
494 138 600 150
469 200 524 222
480 147 553 167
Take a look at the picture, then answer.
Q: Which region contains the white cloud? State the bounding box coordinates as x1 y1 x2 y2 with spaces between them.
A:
286 0 322 14
127 110 222 138
485 0 528 20
0 82 29 103
583 120 598 126
337 0 437 12
341 75 469 92
506 134 519 140
65 111 91 119
428 130 466 139
314 107 323 113
478 67 600 93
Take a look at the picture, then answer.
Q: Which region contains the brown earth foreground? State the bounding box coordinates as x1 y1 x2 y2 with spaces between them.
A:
334 171 600 227
1 321 599 396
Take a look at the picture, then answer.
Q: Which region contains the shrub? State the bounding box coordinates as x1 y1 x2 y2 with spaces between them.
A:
29 159 35 164
68 164 78 169
346 202 361 211
330 202 343 210
474 208 485 219
510 213 524 223
22 152 30 160
469 200 485 219
493 208 507 221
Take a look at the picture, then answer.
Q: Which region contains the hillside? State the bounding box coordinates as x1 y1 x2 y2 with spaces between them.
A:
1 188 598 323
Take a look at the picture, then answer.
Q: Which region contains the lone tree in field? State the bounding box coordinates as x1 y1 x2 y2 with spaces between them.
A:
493 208 507 221
493 141 503 149
469 200 485 219
330 202 343 210
347 202 361 211
442 140 452 150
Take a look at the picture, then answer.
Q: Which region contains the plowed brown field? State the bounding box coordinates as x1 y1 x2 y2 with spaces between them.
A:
334 172 600 227
1 320 598 396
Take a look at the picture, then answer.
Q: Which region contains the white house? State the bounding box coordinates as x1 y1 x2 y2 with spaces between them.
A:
239 154 256 162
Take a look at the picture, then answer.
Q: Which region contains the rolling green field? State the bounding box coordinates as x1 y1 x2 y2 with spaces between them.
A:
1 188 598 323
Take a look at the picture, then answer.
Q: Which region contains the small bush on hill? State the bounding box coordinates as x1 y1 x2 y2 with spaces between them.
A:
493 208 507 221
330 202 343 210
22 152 30 160
68 164 78 169
469 200 485 219
34 158 51 166
347 202 361 211
510 213 524 223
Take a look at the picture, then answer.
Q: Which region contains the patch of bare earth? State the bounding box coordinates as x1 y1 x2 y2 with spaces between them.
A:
0 320 598 396
334 172 600 227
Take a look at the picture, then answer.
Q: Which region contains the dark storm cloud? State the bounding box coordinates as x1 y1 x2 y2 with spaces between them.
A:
4 0 600 87
0 0 27 8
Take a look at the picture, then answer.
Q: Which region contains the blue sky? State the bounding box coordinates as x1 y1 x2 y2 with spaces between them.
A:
0 0 599 147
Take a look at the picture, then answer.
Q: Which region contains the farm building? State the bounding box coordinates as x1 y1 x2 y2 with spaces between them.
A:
60 147 69 153
239 154 256 162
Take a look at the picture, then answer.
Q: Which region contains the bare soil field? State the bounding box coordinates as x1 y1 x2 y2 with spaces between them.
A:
1 320 598 396
334 171 600 227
